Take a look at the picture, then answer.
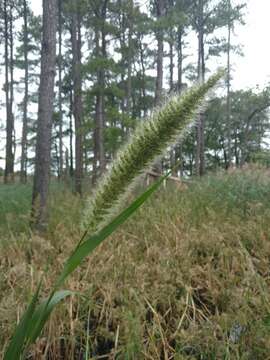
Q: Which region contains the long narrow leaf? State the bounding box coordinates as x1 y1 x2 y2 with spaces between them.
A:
26 290 75 345
4 170 170 359
56 170 172 288
4 279 42 360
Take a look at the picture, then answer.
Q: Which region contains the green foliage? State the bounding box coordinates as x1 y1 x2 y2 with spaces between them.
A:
204 88 270 168
0 183 32 236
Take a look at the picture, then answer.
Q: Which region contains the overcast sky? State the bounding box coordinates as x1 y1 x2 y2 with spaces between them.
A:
233 0 270 89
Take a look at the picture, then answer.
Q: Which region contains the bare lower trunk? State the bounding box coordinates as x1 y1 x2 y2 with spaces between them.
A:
31 0 57 230
169 37 173 92
93 5 107 183
71 7 83 195
153 0 165 174
139 37 147 117
176 26 184 177
226 0 232 168
169 35 176 174
196 0 205 177
126 0 133 115
177 27 183 92
155 0 165 106
4 0 14 184
58 0 64 178
20 0 29 183
69 93 74 178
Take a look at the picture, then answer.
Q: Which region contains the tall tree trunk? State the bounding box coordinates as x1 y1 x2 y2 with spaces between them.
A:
226 0 232 168
168 34 176 175
195 0 205 177
100 18 106 173
155 0 165 105
4 0 14 184
177 26 184 177
139 36 147 117
31 0 57 230
92 28 101 185
93 2 107 183
9 4 15 174
20 0 29 183
71 5 83 195
65 148 69 178
126 0 133 116
177 27 183 92
58 0 64 178
169 36 174 93
153 0 165 174
234 130 239 166
69 89 74 177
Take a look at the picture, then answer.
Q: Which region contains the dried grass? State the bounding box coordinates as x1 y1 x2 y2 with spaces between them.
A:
1 166 270 359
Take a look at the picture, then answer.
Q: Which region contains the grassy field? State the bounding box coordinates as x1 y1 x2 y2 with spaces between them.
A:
1 167 270 359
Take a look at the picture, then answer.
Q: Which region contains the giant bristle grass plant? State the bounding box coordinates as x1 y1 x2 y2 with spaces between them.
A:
82 70 224 233
3 70 224 359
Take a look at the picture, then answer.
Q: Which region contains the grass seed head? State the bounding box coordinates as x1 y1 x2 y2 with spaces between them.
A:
82 70 225 233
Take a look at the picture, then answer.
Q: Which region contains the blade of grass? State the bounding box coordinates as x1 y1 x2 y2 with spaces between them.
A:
4 170 171 359
25 290 75 346
4 279 43 360
55 169 172 288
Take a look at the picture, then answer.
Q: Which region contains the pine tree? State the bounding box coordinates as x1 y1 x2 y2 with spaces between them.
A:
31 0 57 230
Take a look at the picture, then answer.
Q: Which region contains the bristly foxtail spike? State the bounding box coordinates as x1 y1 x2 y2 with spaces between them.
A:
82 69 225 233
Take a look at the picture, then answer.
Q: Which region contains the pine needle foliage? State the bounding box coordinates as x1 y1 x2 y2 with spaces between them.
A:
83 70 224 232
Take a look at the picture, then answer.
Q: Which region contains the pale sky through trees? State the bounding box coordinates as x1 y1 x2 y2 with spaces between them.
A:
0 0 269 169
234 0 270 89
29 0 270 90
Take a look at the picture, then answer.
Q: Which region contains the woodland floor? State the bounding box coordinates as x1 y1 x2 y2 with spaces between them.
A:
1 166 270 359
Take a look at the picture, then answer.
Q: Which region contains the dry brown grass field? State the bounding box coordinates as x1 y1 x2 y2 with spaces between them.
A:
1 166 270 359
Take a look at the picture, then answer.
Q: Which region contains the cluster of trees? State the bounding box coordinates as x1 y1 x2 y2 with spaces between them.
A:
1 0 270 227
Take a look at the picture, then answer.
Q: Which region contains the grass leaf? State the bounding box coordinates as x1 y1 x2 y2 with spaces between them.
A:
3 279 42 360
56 169 172 288
26 290 75 345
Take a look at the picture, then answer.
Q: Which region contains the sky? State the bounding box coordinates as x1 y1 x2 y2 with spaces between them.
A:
232 0 270 89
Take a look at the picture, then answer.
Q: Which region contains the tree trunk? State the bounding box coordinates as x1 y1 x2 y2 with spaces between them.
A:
71 5 83 195
169 36 174 93
4 0 14 184
176 26 184 177
139 36 147 117
31 0 57 230
126 0 133 116
177 27 183 92
155 0 165 106
168 34 176 175
100 19 106 173
93 2 107 183
195 0 205 177
9 3 15 176
58 0 64 178
69 90 74 178
92 28 100 185
65 148 69 178
20 0 29 184
153 0 165 174
226 0 232 168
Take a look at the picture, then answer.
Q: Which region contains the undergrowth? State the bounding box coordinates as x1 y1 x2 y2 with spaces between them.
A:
1 166 270 359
